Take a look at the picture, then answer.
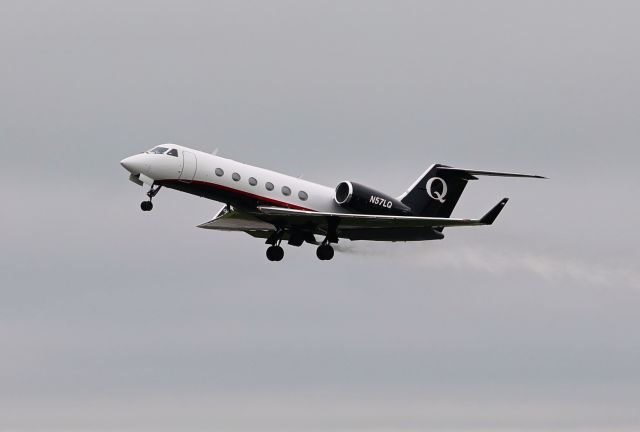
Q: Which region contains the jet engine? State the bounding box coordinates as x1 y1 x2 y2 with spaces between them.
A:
334 181 412 216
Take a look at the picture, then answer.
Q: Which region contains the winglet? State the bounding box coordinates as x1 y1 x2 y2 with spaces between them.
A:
480 198 509 225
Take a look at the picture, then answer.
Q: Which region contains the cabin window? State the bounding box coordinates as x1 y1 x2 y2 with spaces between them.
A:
232 172 241 181
265 182 274 191
281 186 291 196
215 168 224 177
298 191 308 201
248 177 257 186
167 149 179 157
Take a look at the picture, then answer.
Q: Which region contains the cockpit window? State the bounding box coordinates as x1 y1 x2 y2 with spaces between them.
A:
167 148 179 157
148 146 168 154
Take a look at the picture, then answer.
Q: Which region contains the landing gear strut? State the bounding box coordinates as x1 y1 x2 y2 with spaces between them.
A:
141 185 162 212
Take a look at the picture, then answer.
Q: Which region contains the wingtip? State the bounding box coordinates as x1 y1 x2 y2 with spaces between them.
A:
480 198 509 225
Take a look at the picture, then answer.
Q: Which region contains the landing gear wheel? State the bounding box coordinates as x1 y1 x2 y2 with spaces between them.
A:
266 245 284 262
140 185 161 212
316 244 334 261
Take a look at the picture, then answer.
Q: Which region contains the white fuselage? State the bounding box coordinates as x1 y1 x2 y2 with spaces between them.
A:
121 144 344 213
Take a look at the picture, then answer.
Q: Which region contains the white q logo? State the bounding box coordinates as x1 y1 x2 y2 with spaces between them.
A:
426 177 448 203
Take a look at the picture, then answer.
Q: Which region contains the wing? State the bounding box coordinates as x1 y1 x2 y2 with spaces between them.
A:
257 198 509 230
198 199 508 243
198 206 275 238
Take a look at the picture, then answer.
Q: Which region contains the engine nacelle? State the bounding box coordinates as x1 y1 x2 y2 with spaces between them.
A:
335 181 412 215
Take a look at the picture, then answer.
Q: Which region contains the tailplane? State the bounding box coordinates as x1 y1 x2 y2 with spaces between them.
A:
399 165 545 217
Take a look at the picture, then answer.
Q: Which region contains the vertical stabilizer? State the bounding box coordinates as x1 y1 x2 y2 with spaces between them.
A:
399 165 545 217
399 164 475 217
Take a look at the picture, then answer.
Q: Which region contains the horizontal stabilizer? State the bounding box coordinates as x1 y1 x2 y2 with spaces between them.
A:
479 198 509 225
437 167 547 179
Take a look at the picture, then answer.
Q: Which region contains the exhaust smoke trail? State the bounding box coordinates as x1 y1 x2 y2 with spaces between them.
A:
336 242 640 289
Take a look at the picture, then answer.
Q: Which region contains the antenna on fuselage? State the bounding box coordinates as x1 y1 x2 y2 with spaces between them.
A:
212 148 219 155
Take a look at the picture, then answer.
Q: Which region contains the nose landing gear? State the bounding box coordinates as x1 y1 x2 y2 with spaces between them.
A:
141 185 162 212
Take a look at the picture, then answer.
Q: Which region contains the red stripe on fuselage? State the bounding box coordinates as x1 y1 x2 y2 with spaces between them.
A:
158 178 316 212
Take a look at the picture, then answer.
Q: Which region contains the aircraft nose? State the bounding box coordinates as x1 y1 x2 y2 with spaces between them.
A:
120 154 147 174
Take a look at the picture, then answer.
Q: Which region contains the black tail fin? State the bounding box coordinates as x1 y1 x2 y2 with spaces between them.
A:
399 164 475 217
399 165 545 217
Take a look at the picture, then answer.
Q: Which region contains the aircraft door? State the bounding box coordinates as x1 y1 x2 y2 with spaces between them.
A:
179 151 197 182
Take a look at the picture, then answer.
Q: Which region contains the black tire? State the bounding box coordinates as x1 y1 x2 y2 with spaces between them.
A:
266 246 284 261
141 201 153 211
324 245 334 260
266 246 276 261
316 244 334 261
273 246 284 261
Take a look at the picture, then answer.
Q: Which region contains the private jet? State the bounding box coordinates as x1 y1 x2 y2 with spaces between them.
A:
120 144 544 261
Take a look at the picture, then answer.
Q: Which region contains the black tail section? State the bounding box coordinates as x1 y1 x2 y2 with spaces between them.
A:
399 165 545 217
399 164 476 217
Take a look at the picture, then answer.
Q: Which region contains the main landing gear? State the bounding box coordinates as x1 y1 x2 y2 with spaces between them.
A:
316 218 338 261
316 242 335 261
266 245 285 262
265 229 285 262
265 242 333 262
264 226 337 262
141 185 162 212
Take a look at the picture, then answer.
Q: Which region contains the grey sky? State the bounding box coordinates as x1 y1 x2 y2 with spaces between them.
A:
1 0 640 430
